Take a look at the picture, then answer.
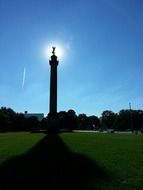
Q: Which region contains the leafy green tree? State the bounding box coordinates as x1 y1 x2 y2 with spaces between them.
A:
118 110 132 131
26 116 40 131
88 115 100 130
41 118 48 130
67 109 78 130
77 114 89 130
0 107 16 131
14 113 26 131
58 110 77 131
58 111 68 130
101 110 117 130
118 109 143 131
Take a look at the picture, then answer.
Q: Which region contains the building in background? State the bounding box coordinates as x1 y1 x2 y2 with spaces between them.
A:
24 111 44 121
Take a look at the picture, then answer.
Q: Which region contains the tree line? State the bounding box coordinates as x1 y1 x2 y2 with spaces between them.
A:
0 107 143 132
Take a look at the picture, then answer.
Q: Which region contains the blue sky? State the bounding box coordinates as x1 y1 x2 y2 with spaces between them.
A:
0 0 143 116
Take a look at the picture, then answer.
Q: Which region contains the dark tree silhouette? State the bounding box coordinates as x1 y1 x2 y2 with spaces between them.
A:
1 106 143 132
58 109 78 131
26 116 40 131
101 110 117 130
77 114 89 130
0 107 16 131
88 115 100 130
14 113 26 131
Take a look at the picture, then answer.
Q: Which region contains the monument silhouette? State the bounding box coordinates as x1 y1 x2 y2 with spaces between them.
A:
47 47 59 132
49 47 59 116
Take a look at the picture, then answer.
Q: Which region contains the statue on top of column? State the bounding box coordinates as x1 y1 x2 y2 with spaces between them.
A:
52 47 56 55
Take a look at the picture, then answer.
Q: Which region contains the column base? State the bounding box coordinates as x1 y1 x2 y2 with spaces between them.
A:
46 113 59 134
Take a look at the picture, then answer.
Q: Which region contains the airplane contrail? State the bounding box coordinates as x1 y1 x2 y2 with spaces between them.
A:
22 67 26 89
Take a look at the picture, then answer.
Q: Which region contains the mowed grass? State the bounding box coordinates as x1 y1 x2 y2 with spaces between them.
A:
0 132 45 164
60 132 143 189
0 132 143 189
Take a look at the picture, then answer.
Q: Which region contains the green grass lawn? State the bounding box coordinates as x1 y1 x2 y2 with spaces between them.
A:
0 132 143 189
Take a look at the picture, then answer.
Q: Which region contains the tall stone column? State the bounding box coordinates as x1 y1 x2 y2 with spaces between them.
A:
49 47 59 116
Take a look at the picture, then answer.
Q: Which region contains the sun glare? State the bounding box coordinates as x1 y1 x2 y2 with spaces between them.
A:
44 44 63 60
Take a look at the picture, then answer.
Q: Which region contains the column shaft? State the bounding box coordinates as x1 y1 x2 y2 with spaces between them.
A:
49 64 58 115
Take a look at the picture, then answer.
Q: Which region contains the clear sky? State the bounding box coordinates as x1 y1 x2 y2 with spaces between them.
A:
0 0 143 116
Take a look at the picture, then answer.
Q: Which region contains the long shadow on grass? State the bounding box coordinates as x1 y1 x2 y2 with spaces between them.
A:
0 134 111 189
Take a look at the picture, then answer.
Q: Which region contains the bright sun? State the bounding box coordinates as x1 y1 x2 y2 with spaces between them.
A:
44 44 63 59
